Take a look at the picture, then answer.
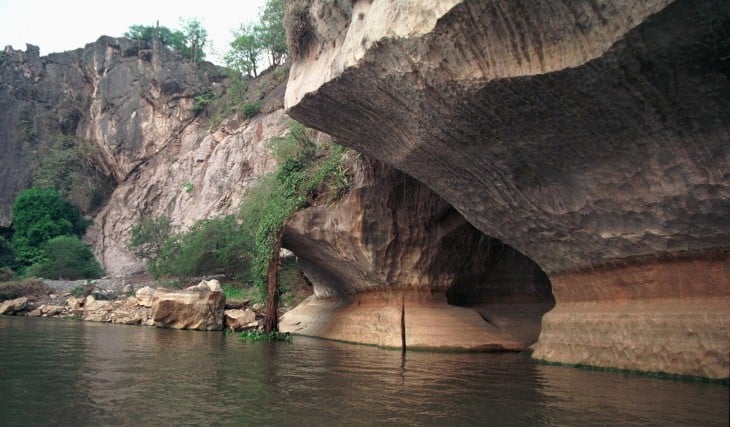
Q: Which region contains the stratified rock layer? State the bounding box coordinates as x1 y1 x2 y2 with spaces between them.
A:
280 157 553 350
285 0 730 378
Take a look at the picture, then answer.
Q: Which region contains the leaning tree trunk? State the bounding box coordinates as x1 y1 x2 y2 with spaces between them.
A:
263 228 283 333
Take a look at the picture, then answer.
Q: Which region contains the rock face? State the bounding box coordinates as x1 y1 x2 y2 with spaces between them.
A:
0 297 28 315
285 0 730 378
280 157 553 350
151 282 226 331
0 37 283 274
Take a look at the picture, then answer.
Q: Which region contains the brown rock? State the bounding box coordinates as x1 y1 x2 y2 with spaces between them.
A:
151 288 225 331
224 309 257 331
0 297 28 315
285 0 730 378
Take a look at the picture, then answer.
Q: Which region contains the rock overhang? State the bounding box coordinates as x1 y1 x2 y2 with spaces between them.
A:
285 0 730 274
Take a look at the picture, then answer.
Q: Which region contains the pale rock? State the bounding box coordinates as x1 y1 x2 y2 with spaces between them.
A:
151 288 225 331
224 309 256 331
122 284 133 294
0 297 28 315
135 286 156 308
43 305 66 316
67 296 84 310
187 279 221 293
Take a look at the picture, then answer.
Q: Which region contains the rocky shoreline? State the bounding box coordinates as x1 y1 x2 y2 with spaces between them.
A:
0 277 263 332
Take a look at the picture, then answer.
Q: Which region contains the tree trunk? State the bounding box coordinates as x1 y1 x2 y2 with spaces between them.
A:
263 228 283 333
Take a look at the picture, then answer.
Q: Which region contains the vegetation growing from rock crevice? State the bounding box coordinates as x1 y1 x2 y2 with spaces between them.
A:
240 122 352 331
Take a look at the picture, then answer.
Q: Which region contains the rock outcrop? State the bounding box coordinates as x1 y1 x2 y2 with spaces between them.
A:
0 37 284 275
284 0 730 378
280 157 553 350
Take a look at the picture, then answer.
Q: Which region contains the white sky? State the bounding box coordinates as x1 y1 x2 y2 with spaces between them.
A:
0 0 267 64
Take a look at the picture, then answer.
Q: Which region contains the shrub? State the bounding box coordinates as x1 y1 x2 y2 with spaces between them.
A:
26 236 103 280
0 278 51 301
11 188 90 267
128 216 174 261
148 215 252 281
0 236 15 269
192 90 216 113
241 101 262 119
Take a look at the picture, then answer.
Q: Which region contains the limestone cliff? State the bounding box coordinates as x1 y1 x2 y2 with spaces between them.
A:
284 0 729 378
0 37 284 274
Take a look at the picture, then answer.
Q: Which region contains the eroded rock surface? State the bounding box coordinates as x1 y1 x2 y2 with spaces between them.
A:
0 38 283 275
151 282 225 331
281 157 553 349
285 0 730 378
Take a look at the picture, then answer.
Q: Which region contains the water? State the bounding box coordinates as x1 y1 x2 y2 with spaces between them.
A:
0 316 727 426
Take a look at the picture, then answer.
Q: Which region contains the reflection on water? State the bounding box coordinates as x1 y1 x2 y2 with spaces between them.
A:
0 316 727 426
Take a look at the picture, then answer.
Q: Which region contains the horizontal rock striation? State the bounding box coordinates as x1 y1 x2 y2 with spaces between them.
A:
285 0 730 378
281 157 553 350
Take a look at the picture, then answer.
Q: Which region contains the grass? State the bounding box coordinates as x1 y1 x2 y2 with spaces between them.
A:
239 329 293 342
222 283 263 305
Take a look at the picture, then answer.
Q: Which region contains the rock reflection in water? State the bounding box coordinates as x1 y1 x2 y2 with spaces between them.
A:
0 316 727 426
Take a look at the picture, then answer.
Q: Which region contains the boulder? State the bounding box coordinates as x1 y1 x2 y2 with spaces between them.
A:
186 279 222 292
0 297 28 315
67 296 84 309
151 288 225 331
224 309 257 331
84 295 111 311
135 286 156 307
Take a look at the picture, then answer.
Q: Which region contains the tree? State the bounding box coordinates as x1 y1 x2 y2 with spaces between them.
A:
11 188 90 267
180 18 208 62
125 19 207 62
128 216 174 262
256 0 287 66
225 24 262 77
0 236 15 269
26 235 103 280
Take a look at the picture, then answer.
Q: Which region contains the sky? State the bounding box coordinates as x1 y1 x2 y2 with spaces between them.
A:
0 0 267 65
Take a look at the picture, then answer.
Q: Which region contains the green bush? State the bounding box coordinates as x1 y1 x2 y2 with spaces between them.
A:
11 188 90 267
26 236 103 280
192 90 216 113
239 122 351 297
241 101 262 119
0 236 15 269
147 215 252 281
128 216 174 261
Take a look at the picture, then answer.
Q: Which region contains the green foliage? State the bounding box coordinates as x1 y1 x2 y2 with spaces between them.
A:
239 122 351 298
257 0 287 66
138 215 252 282
241 101 262 118
183 182 194 193
11 188 90 267
25 235 103 280
125 18 207 62
225 24 263 77
191 90 215 113
180 18 208 62
239 329 292 342
128 216 174 261
0 278 50 301
0 237 15 269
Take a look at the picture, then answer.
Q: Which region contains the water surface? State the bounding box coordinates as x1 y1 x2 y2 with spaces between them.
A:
0 316 727 426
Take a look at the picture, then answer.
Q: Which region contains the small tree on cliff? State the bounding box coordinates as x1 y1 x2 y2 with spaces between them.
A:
239 123 351 333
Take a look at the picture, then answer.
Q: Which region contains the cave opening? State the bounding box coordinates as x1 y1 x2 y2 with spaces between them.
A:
443 231 555 347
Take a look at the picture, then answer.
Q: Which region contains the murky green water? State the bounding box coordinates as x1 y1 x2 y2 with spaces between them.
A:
0 316 727 426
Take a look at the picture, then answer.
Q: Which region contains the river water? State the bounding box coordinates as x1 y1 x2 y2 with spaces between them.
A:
0 316 727 426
